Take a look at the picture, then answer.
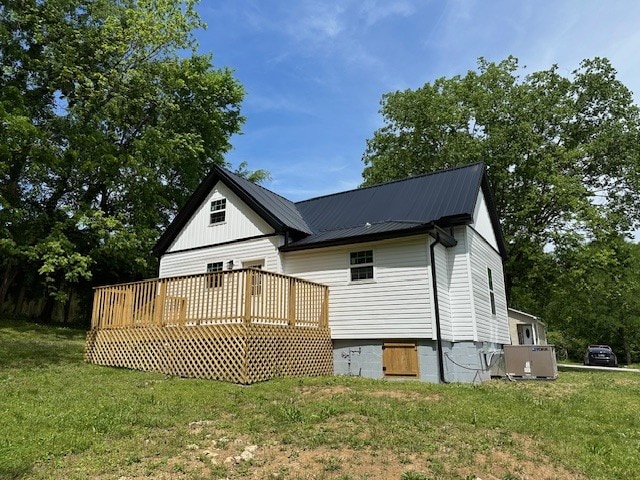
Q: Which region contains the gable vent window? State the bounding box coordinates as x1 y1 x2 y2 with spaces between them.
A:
210 198 226 225
487 267 496 315
350 250 374 282
206 261 223 288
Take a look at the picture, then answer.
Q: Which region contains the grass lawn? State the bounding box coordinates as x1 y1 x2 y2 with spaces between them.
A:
1 318 639 480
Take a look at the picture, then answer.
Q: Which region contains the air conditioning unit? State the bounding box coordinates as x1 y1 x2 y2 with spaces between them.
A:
503 345 558 380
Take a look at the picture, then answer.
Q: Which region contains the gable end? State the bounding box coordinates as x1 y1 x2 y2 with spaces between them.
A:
153 166 310 256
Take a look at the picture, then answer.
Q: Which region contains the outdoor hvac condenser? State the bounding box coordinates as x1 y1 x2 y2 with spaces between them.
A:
503 345 558 380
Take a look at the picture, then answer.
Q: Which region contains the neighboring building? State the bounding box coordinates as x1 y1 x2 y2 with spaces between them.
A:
508 308 548 345
153 162 511 383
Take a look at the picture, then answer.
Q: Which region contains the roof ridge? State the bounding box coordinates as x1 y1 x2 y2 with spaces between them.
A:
214 165 312 234
220 165 296 205
295 161 485 205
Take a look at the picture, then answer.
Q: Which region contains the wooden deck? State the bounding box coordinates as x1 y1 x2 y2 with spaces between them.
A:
85 269 333 384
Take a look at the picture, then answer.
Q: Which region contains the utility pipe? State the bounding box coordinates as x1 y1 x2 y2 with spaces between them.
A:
429 233 448 384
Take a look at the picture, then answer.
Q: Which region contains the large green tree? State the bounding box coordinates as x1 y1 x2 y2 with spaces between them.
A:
362 57 640 312
0 0 245 320
545 237 640 364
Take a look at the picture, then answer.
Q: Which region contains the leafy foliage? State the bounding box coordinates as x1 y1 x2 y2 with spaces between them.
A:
0 0 245 320
544 238 640 363
362 56 640 330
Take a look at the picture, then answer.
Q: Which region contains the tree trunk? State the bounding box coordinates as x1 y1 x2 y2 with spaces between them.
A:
0 263 18 309
63 290 73 323
13 285 26 316
621 324 632 366
39 296 56 324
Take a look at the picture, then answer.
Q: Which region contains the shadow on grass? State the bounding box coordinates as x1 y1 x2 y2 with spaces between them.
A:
0 317 87 369
0 465 31 480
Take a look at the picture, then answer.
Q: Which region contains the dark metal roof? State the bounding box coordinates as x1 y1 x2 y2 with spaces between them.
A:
282 162 505 256
218 167 311 234
153 166 311 256
154 162 507 258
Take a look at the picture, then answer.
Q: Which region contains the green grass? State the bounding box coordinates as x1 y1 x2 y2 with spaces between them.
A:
1 317 640 479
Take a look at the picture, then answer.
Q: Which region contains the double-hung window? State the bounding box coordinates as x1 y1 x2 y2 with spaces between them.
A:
350 250 374 282
210 198 226 225
206 262 223 288
243 260 264 295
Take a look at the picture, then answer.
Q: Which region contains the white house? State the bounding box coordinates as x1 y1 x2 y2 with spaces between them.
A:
153 162 510 383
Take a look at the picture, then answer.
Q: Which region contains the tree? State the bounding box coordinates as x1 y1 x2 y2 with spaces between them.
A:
362 57 640 313
0 0 245 321
544 238 640 364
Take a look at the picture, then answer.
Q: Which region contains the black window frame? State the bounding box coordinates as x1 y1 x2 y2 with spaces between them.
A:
210 198 226 225
206 261 224 288
350 250 374 282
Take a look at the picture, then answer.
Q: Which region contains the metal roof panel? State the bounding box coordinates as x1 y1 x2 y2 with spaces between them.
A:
295 163 484 234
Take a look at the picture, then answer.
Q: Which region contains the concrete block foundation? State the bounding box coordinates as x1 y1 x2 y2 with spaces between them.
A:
332 339 503 383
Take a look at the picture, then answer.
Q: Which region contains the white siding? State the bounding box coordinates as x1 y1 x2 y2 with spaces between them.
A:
472 190 499 252
283 236 432 340
447 227 476 341
167 181 275 253
433 242 452 340
159 236 284 278
468 228 510 344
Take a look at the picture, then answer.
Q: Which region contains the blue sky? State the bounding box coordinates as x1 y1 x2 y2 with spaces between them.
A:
195 1 640 201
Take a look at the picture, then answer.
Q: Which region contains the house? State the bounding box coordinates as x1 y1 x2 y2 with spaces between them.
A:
153 162 510 383
508 308 548 345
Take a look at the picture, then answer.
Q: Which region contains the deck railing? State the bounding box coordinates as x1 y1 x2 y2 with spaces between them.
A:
91 269 329 330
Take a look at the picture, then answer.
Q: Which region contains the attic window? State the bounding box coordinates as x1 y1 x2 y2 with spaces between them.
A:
350 250 374 282
210 198 226 225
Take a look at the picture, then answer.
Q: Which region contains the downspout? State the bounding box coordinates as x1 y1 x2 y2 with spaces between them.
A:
430 233 447 384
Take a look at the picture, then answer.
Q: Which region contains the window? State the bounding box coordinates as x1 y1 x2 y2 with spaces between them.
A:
487 268 496 315
350 250 374 282
206 262 223 288
243 260 264 295
210 198 226 224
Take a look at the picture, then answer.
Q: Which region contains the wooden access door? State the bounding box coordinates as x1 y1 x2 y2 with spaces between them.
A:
382 341 419 377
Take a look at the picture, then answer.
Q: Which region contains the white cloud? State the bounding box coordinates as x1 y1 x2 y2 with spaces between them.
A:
245 91 314 115
198 0 640 206
357 0 415 27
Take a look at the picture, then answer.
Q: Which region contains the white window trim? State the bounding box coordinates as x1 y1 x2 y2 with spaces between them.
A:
348 249 376 284
206 261 224 288
209 198 227 226
243 259 264 295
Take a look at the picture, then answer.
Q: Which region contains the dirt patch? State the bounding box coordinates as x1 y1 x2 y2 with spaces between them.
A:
297 385 441 402
297 385 353 398
29 421 585 480
466 448 586 480
109 430 584 480
368 390 441 401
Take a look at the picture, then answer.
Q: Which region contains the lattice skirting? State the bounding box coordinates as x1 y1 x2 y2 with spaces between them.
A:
85 324 333 384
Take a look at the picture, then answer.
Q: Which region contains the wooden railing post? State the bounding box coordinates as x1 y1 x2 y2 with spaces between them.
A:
91 288 100 329
288 277 296 326
322 286 329 328
244 269 252 324
155 280 167 325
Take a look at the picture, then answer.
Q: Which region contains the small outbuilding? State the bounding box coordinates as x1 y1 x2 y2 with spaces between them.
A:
508 308 547 345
